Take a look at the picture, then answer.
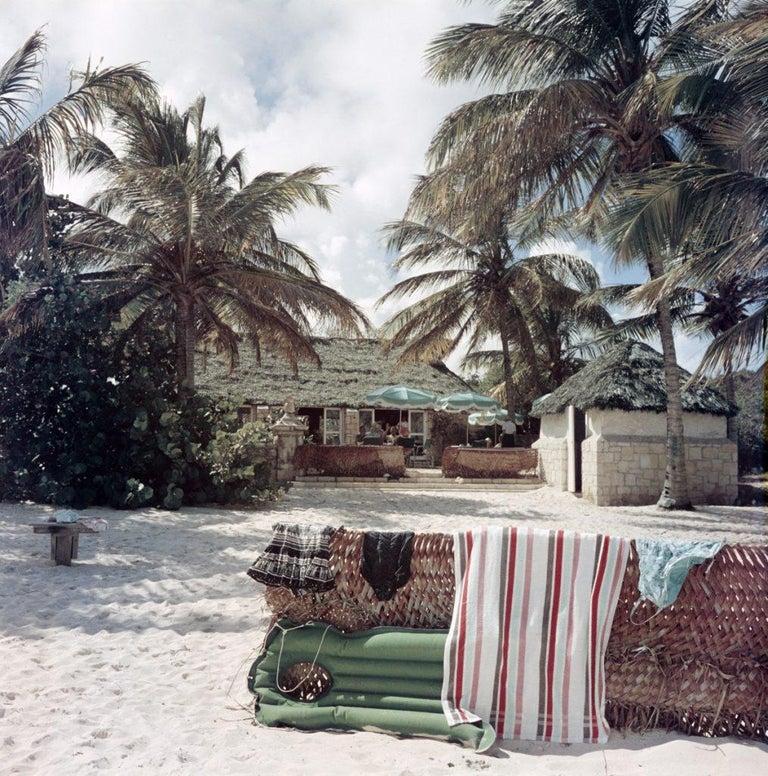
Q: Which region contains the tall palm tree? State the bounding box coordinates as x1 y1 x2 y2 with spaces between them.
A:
596 275 767 440
465 296 612 409
377 216 604 412
0 30 153 301
418 0 755 508
23 94 368 391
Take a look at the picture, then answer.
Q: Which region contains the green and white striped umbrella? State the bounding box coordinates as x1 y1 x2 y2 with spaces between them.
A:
435 391 499 413
363 384 438 409
468 409 525 426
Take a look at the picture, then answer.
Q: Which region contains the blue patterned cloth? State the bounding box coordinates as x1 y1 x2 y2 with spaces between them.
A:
636 538 724 610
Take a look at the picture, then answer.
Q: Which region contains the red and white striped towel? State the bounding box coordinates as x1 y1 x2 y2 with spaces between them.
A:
441 526 629 744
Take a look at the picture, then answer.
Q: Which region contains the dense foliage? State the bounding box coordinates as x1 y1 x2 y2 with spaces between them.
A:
0 277 278 508
713 368 767 474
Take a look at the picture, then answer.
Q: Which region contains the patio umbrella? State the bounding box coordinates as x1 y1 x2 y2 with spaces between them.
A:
468 408 524 444
436 391 499 444
468 409 525 426
435 391 499 413
363 384 437 409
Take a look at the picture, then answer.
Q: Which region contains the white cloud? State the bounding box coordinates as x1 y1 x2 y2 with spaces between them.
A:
3 0 492 327
2 0 704 371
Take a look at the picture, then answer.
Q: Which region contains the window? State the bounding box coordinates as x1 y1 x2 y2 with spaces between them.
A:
409 410 426 446
323 408 342 445
359 408 375 433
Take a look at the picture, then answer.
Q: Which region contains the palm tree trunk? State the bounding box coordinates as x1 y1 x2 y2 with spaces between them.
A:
723 362 737 443
655 294 693 510
175 297 196 392
514 320 544 399
499 325 516 412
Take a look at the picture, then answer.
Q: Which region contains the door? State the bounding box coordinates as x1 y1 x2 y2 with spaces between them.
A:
568 406 586 493
323 408 342 445
408 410 426 447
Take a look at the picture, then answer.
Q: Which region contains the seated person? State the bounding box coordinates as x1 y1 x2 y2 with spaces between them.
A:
356 423 368 444
362 422 385 445
395 425 415 454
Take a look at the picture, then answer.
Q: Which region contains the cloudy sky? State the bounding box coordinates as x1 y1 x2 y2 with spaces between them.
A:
2 0 707 371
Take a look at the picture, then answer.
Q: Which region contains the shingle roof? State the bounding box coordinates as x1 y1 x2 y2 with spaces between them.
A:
530 341 735 417
196 337 470 407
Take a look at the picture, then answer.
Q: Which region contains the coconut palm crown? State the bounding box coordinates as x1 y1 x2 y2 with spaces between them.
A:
0 29 153 301
377 215 610 412
416 0 760 507
35 94 368 390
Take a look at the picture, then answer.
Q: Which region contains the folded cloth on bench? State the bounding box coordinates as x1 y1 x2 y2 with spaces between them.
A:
442 526 629 744
247 523 336 593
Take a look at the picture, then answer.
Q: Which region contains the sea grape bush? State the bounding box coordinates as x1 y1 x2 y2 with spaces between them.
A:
0 277 280 509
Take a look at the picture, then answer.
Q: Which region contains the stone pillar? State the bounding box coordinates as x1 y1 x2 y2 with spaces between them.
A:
272 396 308 482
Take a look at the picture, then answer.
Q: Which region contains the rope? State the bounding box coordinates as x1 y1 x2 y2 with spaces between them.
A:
274 622 332 694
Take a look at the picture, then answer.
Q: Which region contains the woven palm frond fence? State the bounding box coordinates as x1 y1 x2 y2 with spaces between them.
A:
264 530 768 742
294 445 406 478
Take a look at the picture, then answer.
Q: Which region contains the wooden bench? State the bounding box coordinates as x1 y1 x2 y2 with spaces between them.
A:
28 521 97 566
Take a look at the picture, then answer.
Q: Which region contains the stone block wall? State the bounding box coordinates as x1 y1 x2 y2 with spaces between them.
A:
532 436 568 491
582 435 738 506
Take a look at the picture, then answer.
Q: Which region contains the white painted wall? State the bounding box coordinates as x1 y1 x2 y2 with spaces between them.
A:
585 409 727 439
539 413 569 438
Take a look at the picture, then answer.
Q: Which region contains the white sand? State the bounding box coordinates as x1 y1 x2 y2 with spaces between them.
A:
2 486 766 775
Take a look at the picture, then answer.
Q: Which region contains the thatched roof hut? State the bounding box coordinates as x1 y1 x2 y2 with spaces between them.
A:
196 337 469 407
530 342 738 507
530 341 734 418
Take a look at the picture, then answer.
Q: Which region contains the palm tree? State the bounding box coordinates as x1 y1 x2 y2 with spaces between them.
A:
596 275 767 440
23 94 368 391
377 215 605 412
418 0 756 508
466 296 612 409
0 30 153 302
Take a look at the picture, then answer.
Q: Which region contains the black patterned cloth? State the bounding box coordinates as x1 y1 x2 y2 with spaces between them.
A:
247 523 336 593
361 531 415 601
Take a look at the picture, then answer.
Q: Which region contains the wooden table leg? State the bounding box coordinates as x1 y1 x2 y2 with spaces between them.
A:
52 532 75 566
72 532 79 559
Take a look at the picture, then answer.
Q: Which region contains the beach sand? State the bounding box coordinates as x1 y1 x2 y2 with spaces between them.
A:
2 486 766 775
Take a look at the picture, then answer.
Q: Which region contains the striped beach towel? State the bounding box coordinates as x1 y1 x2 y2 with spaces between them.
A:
441 526 629 744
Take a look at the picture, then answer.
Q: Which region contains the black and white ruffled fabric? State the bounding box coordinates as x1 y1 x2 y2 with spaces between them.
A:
247 523 336 593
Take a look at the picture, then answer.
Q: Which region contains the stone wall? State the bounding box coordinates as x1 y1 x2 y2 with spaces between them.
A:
533 414 569 490
587 409 728 439
532 436 568 491
582 435 738 506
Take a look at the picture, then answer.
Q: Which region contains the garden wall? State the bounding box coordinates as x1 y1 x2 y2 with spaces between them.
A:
441 447 538 479
293 444 406 478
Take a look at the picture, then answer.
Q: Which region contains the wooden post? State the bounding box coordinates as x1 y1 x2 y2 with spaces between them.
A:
52 531 75 566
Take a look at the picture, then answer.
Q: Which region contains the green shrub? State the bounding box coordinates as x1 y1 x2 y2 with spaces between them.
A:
0 276 280 509
206 422 280 504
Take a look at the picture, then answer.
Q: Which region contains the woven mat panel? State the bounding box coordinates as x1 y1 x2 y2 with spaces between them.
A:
609 543 768 661
261 530 768 741
264 529 456 631
605 658 768 740
264 532 768 663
